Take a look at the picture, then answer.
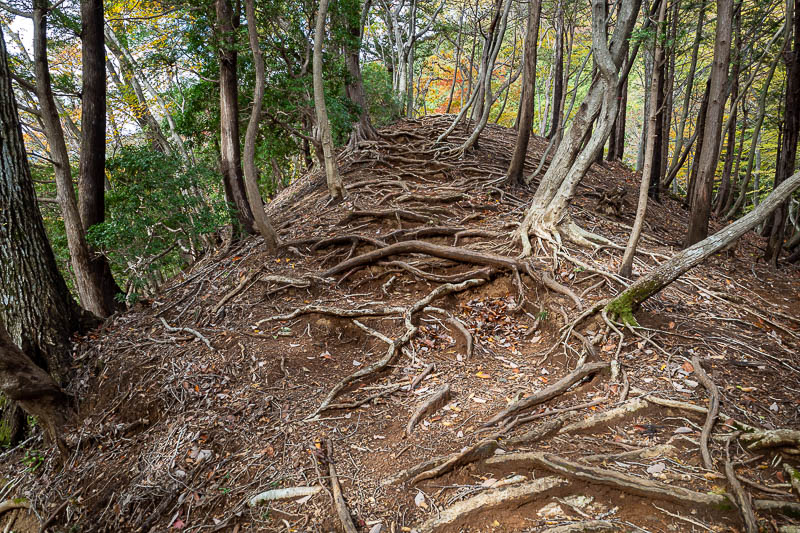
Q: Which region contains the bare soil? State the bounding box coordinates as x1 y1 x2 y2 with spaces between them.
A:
1 116 799 533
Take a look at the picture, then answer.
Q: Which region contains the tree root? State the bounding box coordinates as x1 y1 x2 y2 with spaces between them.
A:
483 361 609 427
487 452 733 509
724 436 758 533
503 417 565 447
310 279 486 416
381 260 495 284
411 437 500 485
739 429 800 452
785 464 800 499
213 272 311 314
692 355 720 470
539 521 618 533
426 307 474 359
413 477 570 533
326 439 358 533
0 499 30 515
310 234 388 251
558 397 649 434
324 383 404 411
338 209 432 226
406 385 451 435
582 443 676 464
256 303 405 326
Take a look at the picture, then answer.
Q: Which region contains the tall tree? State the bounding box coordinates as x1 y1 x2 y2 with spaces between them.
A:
243 0 280 249
78 0 120 315
685 0 734 246
32 0 115 317
505 0 542 185
314 0 346 200
766 0 800 265
216 0 257 235
343 0 380 148
1 28 91 445
547 1 565 142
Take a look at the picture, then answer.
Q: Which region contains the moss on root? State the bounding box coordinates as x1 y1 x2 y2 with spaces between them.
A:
604 279 661 327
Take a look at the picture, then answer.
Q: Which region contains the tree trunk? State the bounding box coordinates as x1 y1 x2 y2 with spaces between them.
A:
243 0 279 249
619 0 667 279
649 39 665 201
685 0 733 246
685 79 711 205
32 0 113 318
547 1 564 141
667 0 705 183
505 0 542 185
516 0 642 255
216 0 257 235
314 0 345 200
1 29 92 446
607 169 800 325
714 9 741 217
346 0 379 149
78 0 120 316
766 0 800 265
445 5 465 114
636 45 652 172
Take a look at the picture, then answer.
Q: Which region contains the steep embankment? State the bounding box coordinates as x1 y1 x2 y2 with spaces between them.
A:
1 116 799 532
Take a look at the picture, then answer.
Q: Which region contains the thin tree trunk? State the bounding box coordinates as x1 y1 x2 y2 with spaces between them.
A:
346 0 379 148
548 1 564 140
607 168 800 324
636 44 653 172
667 1 705 183
506 0 542 184
619 0 667 279
714 9 741 216
685 80 711 206
766 0 800 265
685 0 733 246
314 0 345 200
217 0 257 235
446 4 466 114
32 0 111 318
243 0 279 249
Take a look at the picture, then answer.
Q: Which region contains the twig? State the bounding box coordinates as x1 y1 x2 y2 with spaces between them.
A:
159 318 214 351
406 385 451 435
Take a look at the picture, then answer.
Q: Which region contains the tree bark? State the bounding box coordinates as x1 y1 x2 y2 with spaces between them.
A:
607 168 800 325
765 0 800 265
78 0 120 315
505 0 541 185
217 0 257 235
314 0 345 200
345 0 379 149
714 9 741 217
1 29 91 446
685 0 733 246
32 0 113 318
619 0 667 279
243 0 279 249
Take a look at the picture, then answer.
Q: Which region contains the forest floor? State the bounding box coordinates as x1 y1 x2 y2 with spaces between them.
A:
1 116 800 533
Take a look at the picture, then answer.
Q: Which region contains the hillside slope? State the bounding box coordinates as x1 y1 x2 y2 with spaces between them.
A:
1 116 799 533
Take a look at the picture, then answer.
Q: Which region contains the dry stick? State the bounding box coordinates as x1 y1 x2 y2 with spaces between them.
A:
406 385 451 435
484 361 609 427
326 440 358 533
692 355 720 470
311 279 486 416
724 435 758 533
159 317 214 351
410 363 435 390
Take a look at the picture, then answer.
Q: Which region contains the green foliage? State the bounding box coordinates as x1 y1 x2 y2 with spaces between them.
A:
86 147 227 300
21 449 44 472
362 62 401 127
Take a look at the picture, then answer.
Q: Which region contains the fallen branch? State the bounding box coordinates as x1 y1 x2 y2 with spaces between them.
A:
159 317 214 351
326 440 358 533
410 363 435 390
692 355 720 470
484 361 609 426
406 385 451 435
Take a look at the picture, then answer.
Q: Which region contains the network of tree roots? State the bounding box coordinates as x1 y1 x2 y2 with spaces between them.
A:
1 116 799 532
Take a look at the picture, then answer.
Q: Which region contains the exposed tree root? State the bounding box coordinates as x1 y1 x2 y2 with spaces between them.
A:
326 439 358 533
410 363 435 390
381 260 495 284
483 361 609 427
411 437 500 485
540 521 618 533
692 355 720 470
503 417 565 446
338 209 432 226
310 279 486 416
213 272 311 313
487 452 733 509
785 464 800 499
559 397 649 434
413 477 570 533
504 397 608 432
257 303 405 325
739 429 800 453
406 385 451 435
582 444 676 464
323 383 404 411
426 307 474 359
310 234 388 251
